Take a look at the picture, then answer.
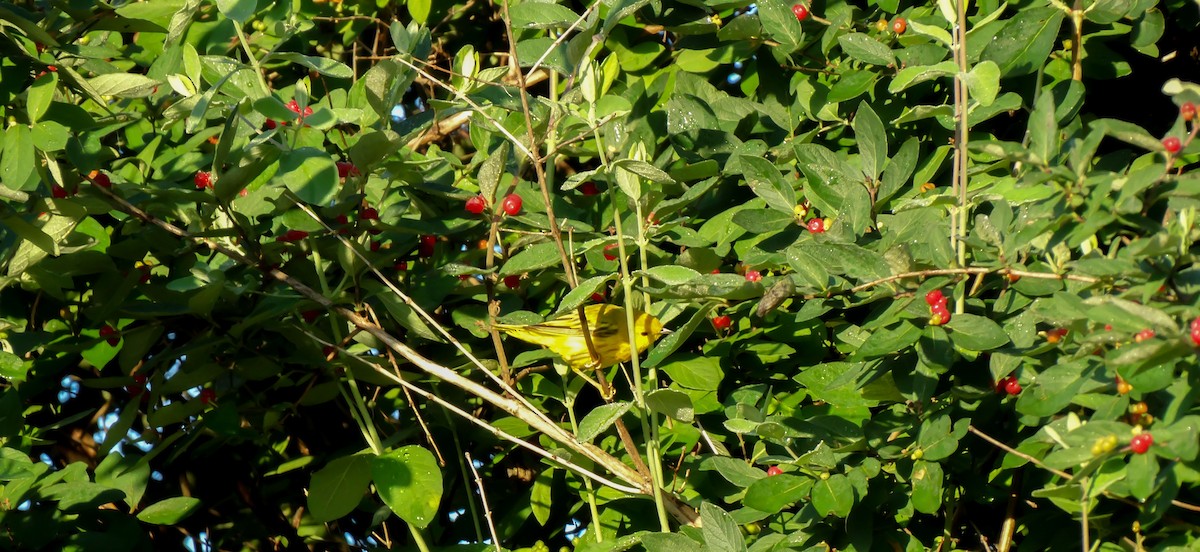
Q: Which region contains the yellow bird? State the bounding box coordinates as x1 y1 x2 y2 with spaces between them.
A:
494 304 664 394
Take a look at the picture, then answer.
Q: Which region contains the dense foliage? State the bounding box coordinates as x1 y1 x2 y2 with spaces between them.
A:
1 0 1199 550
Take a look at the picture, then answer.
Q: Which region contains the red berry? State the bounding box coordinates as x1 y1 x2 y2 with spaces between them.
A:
1047 328 1068 343
892 17 907 34
591 293 606 302
370 240 381 252
745 270 762 282
198 388 217 405
502 193 523 216
127 373 147 397
1163 137 1182 154
1004 378 1022 395
138 265 152 284
924 289 944 306
51 185 69 198
395 261 408 271
92 172 111 188
580 182 600 196
418 235 436 257
1130 433 1153 454
1134 329 1155 342
767 466 784 477
792 4 809 21
465 195 486 214
995 376 1013 393
359 207 379 221
99 324 120 346
301 309 320 323
194 171 212 190
807 218 825 233
277 229 309 243
504 274 521 288
712 315 733 331
337 162 359 178
603 243 620 261
264 119 278 129
1182 102 1196 122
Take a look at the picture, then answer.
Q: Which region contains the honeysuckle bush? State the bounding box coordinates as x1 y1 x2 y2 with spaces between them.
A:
1 0 1199 549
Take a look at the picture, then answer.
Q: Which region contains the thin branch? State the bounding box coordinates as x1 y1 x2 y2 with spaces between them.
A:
91 185 650 494
465 453 502 552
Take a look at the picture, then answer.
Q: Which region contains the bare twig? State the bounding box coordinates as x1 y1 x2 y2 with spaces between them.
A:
465 452 502 552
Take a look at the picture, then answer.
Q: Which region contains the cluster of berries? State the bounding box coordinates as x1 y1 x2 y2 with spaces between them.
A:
465 194 523 216
925 289 950 326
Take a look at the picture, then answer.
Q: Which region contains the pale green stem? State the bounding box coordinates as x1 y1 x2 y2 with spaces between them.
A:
408 523 432 552
593 119 670 530
233 24 271 96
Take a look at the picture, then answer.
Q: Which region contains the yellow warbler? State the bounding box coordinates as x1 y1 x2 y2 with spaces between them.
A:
494 304 664 388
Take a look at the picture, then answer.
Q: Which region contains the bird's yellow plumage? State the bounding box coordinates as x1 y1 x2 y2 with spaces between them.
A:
494 304 663 393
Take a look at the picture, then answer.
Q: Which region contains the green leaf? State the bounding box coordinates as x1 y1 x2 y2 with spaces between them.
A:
215 0 254 23
837 33 896 66
27 73 56 124
136 496 201 524
638 266 703 286
700 502 746 552
477 142 509 203
501 242 564 276
855 322 923 360
553 276 614 316
854 101 887 181
810 474 854 517
643 303 716 368
308 454 372 522
407 0 430 24
980 7 1065 76
757 0 804 52
1 124 35 191
701 456 767 488
1028 91 1058 163
889 61 957 94
965 61 1001 106
371 446 443 529
739 155 796 213
0 351 27 382
732 209 795 233
910 460 944 514
577 402 632 443
509 2 579 29
1015 360 1091 417
645 388 694 422
659 354 723 392
87 73 160 98
917 415 968 461
531 467 554 526
945 313 1011 351
743 474 813 513
1126 451 1159 500
274 53 353 79
908 19 953 47
276 147 339 205
878 138 918 205
1090 118 1163 152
